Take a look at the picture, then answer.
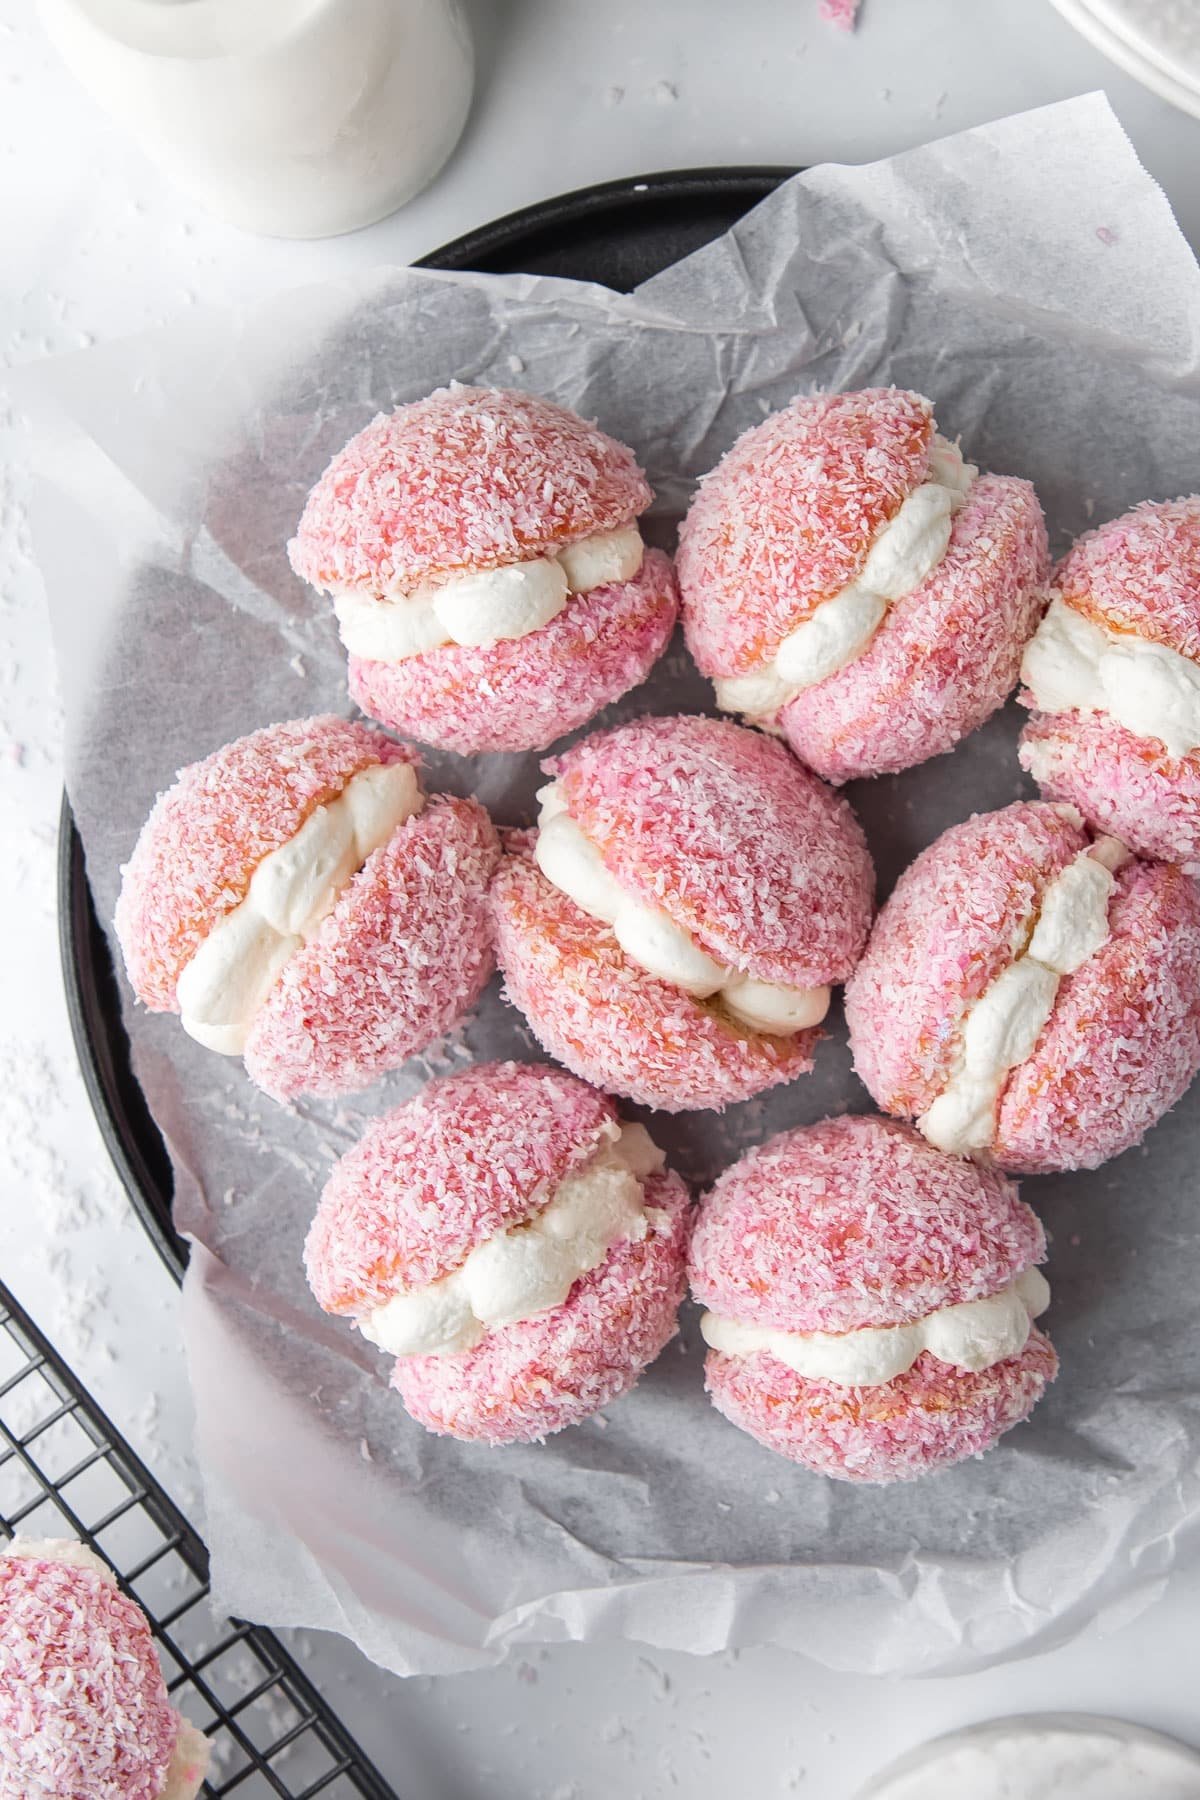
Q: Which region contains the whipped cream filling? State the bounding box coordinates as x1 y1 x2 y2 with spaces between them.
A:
176 760 423 1056
1022 594 1200 761
715 438 977 721
360 1120 666 1358
701 1265 1049 1388
332 523 645 663
919 834 1129 1156
533 782 830 1034
161 1721 212 1800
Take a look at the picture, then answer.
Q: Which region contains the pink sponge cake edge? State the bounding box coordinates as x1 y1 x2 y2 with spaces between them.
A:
0 1550 187 1800
996 858 1200 1172
348 549 678 757
689 1114 1044 1336
243 795 499 1102
704 1329 1058 1484
395 1168 691 1444
678 387 936 679
115 715 412 1014
288 384 652 598
548 713 874 988
491 836 820 1112
1053 495 1200 662
305 1062 618 1316
1020 706 1200 869
845 800 1089 1118
778 473 1048 785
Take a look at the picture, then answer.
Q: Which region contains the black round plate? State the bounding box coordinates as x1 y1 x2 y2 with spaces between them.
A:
57 166 793 1281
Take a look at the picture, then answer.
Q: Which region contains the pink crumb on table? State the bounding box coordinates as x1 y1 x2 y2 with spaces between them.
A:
1096 225 1118 245
820 0 861 30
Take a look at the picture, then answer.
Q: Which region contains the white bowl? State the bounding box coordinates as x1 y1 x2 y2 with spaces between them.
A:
1050 0 1200 120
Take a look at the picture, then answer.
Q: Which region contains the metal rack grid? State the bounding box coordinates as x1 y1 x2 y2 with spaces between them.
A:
0 1279 396 1800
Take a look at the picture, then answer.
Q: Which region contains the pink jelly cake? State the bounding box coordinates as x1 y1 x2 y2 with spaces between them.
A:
1019 496 1200 866
689 1114 1056 1483
677 387 1048 783
846 799 1200 1172
289 385 678 754
0 1538 210 1800
490 713 875 1111
304 1061 691 1443
115 714 499 1101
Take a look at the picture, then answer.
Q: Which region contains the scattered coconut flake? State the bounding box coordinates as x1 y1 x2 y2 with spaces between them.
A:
819 0 860 30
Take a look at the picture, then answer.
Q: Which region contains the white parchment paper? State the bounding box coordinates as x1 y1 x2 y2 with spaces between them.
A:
26 94 1200 1676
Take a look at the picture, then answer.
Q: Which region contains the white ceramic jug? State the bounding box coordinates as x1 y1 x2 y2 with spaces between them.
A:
38 0 474 237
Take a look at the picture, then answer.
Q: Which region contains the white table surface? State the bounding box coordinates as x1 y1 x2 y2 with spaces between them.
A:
4 2 1200 1795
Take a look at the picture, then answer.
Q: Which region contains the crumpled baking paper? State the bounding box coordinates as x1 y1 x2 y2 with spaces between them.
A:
26 93 1200 1677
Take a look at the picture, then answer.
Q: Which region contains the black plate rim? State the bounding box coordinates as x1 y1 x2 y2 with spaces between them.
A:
56 164 795 1285
59 794 189 1277
410 165 796 271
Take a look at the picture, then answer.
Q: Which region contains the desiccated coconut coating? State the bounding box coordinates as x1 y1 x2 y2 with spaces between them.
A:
688 1114 1053 1483
243 796 498 1101
845 802 1200 1173
395 1168 691 1444
305 1062 617 1315
349 549 678 756
677 388 935 678
995 859 1200 1172
491 836 820 1112
115 715 406 1012
0 1553 180 1800
688 1114 1043 1336
1054 496 1200 660
549 713 874 986
288 384 652 597
1019 498 1200 864
779 474 1048 784
1019 707 1200 867
845 802 1089 1119
304 1061 691 1446
704 1329 1057 1484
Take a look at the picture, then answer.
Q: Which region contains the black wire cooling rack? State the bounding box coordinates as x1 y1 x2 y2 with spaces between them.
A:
0 1279 396 1800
